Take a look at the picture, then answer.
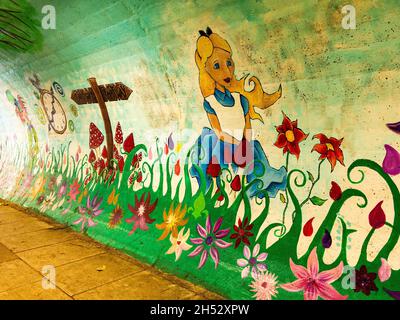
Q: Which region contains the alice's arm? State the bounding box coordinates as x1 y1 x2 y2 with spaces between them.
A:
207 113 241 145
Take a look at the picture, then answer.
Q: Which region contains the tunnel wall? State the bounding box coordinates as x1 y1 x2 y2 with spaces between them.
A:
0 0 400 299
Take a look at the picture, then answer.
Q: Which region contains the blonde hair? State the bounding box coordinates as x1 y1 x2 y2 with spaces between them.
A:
195 30 282 123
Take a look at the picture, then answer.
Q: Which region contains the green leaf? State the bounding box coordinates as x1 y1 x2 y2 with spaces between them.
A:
280 193 286 204
310 196 327 206
307 171 315 183
190 193 206 219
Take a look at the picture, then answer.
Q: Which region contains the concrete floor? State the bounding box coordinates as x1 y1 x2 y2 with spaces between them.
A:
0 202 222 300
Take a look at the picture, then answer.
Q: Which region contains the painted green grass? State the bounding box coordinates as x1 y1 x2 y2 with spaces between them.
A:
0 136 399 300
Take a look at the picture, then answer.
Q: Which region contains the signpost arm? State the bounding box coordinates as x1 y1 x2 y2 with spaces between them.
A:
88 77 113 168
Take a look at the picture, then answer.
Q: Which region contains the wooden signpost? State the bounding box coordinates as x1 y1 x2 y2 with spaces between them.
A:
71 78 133 168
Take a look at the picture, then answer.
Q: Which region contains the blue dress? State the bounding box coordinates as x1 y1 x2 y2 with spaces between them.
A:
190 88 287 199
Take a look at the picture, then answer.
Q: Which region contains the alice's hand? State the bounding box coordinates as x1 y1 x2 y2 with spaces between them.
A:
232 137 241 145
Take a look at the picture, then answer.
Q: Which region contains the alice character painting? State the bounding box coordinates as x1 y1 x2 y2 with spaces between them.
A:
190 27 287 203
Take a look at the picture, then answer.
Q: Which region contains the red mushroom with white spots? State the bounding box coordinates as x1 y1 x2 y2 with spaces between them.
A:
115 122 123 145
89 122 104 150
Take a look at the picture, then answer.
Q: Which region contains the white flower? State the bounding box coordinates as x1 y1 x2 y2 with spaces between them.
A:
39 192 56 212
237 244 268 278
56 174 63 186
52 198 65 211
166 228 192 261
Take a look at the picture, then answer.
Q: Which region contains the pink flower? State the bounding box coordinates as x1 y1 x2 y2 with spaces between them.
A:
378 258 392 282
189 215 232 269
382 144 400 175
73 195 103 231
23 174 34 189
237 244 268 278
280 248 348 300
61 203 72 215
249 271 279 300
57 181 67 198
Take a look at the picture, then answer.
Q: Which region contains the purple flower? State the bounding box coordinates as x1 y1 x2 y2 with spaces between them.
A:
189 215 231 269
57 181 68 198
237 244 268 278
73 195 103 231
382 144 400 176
386 121 400 134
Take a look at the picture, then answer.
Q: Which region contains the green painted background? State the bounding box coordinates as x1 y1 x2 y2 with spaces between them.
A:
0 0 400 300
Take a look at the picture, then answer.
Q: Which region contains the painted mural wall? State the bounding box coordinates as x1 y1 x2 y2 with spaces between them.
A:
0 0 400 300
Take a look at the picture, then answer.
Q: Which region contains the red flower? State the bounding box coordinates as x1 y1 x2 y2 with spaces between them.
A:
206 156 221 177
303 217 314 237
174 160 181 176
230 217 254 248
355 266 378 296
369 201 386 229
126 193 158 235
231 175 241 191
89 150 96 163
329 181 342 201
312 134 344 172
215 188 224 202
274 113 308 159
101 146 108 159
109 205 123 228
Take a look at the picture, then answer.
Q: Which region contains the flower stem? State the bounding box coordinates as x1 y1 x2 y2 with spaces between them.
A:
385 222 394 229
301 159 325 207
280 153 290 236
291 159 325 221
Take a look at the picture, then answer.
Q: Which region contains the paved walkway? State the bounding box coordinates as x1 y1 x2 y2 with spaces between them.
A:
0 201 222 300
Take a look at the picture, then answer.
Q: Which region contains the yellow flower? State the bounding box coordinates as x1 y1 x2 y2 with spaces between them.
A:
78 188 88 203
176 142 182 153
156 203 188 240
107 188 119 205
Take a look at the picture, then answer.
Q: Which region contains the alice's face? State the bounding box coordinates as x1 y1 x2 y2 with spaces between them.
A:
205 47 235 89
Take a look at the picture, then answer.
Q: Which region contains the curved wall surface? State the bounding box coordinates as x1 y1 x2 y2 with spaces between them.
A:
0 0 400 300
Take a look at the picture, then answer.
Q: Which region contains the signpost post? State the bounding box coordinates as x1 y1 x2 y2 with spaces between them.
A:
71 77 132 168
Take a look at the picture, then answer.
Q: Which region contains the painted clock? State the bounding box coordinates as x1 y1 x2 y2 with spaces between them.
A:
41 88 67 134
29 75 67 134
